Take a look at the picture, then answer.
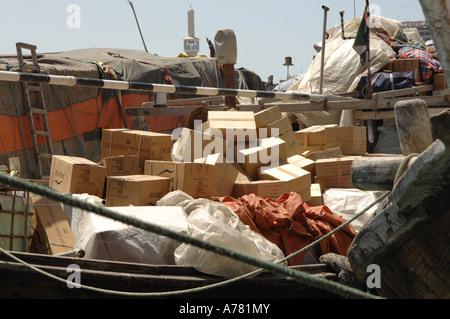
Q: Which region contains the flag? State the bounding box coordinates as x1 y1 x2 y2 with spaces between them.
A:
353 0 370 66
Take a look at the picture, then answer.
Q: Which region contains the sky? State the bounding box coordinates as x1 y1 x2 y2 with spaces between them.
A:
0 0 427 84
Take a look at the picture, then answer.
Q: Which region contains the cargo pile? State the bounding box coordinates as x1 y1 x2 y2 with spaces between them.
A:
24 106 371 274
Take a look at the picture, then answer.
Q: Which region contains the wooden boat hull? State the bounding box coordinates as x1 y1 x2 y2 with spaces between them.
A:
0 251 341 299
348 108 450 299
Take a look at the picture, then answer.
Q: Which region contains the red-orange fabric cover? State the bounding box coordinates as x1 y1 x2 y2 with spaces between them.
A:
219 192 356 266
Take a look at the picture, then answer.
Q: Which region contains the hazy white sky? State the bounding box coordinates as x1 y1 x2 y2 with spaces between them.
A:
1 1 426 83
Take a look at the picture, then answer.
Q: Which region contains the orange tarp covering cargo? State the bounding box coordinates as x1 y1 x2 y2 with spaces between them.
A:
0 48 222 153
220 192 356 266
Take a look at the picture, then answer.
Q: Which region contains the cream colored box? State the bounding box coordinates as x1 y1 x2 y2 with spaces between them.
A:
49 155 106 198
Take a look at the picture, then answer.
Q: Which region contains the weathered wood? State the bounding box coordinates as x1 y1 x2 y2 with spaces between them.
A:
394 99 434 155
124 95 449 117
223 64 236 108
348 139 450 298
0 251 340 299
350 155 417 191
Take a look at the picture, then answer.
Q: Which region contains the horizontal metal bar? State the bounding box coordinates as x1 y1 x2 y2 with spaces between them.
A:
0 70 352 103
125 94 450 116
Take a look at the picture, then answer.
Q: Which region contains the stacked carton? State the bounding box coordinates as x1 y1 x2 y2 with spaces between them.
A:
295 124 367 156
324 126 367 155
47 113 369 214
49 155 106 198
314 156 361 189
216 106 313 201
294 124 337 154
101 129 173 169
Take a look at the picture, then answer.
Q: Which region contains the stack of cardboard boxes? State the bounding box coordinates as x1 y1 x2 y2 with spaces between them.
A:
46 108 368 211
38 109 369 255
295 124 366 156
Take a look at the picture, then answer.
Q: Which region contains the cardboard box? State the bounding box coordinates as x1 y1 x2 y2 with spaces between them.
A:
254 105 282 128
172 127 229 163
144 160 176 191
279 129 297 147
233 180 311 201
101 129 173 168
29 195 76 255
233 180 290 199
324 126 366 142
204 153 239 197
314 175 354 188
105 175 171 206
324 140 366 155
49 155 106 198
434 73 448 91
260 115 292 137
307 183 324 206
257 163 311 194
300 145 324 154
304 147 343 160
295 124 337 146
287 154 315 174
101 155 140 176
324 126 366 155
175 162 214 198
238 137 287 180
207 111 257 142
393 58 422 82
315 156 360 178
286 141 304 157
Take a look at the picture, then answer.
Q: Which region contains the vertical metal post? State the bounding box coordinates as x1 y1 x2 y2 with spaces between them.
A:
319 5 330 94
127 1 148 53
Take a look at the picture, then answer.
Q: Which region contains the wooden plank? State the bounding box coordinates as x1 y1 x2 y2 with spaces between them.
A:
372 85 433 99
125 95 450 117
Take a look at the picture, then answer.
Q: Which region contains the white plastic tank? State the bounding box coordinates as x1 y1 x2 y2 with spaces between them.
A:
214 29 237 65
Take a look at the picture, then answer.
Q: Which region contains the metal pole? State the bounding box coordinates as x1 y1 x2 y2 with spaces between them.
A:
0 70 354 103
366 4 373 99
127 1 148 53
319 5 330 94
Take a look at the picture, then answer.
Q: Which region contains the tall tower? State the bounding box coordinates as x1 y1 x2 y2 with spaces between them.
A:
184 7 199 56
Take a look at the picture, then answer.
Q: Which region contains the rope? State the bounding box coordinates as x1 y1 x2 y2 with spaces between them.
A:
0 173 379 299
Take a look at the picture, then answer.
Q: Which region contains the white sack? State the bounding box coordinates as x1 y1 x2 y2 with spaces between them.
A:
289 16 400 95
157 191 286 278
288 17 400 127
63 193 187 264
322 188 384 232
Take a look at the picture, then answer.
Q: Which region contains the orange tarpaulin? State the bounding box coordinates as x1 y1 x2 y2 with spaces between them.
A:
220 192 356 266
1 93 189 154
